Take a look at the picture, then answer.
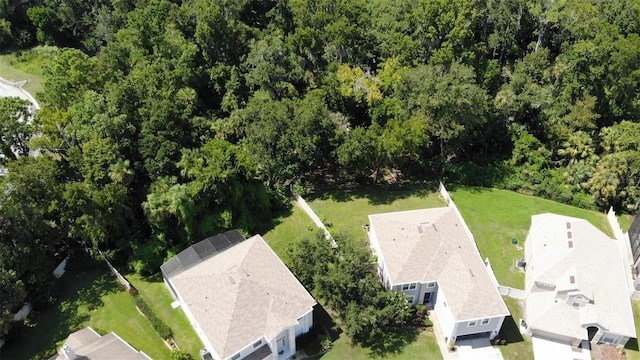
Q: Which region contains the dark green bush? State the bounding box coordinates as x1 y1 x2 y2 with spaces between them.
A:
135 296 173 339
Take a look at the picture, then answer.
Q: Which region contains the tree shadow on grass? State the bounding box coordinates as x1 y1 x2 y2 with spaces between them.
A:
309 186 437 206
363 327 420 358
2 267 120 359
253 203 293 237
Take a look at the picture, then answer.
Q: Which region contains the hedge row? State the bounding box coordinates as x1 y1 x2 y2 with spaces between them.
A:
135 296 173 339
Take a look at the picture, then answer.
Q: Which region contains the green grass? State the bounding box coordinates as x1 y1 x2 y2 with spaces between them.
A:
262 186 617 359
307 188 446 244
0 46 57 98
618 213 635 233
450 187 611 289
322 328 441 360
1 267 171 360
127 273 204 358
624 301 640 360
498 297 534 360
263 205 316 257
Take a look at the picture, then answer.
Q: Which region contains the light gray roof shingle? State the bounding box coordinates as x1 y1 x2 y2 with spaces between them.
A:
52 327 151 360
167 234 316 359
525 213 636 340
369 207 509 321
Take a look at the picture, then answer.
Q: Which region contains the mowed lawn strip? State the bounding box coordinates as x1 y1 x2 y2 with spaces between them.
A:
322 329 442 360
307 189 445 244
0 46 54 97
450 187 612 289
127 273 204 358
263 204 316 257
1 267 171 360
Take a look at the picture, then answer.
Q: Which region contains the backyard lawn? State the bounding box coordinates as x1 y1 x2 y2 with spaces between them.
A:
0 46 54 98
449 186 612 289
1 265 172 360
127 273 203 358
263 185 619 359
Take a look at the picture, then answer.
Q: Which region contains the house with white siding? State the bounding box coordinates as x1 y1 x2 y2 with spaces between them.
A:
161 230 316 360
524 214 636 347
368 204 509 348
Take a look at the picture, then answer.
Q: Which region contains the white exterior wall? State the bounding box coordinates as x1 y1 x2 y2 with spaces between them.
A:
270 328 295 360
294 309 314 337
433 289 456 346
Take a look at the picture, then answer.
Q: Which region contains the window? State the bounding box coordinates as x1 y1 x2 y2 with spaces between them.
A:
427 282 436 288
231 354 241 360
253 340 262 348
402 284 409 291
409 283 416 290
481 319 490 325
468 320 477 327
401 283 416 290
406 295 414 303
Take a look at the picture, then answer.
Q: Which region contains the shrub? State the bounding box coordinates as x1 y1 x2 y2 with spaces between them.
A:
135 296 173 339
171 350 194 360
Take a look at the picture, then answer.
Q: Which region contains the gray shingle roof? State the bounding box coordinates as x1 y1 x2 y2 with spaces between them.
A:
166 234 316 359
525 213 636 339
369 207 509 321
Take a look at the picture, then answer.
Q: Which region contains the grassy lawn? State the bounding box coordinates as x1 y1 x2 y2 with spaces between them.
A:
498 297 533 360
306 188 445 244
263 204 316 257
450 186 612 289
263 186 619 359
624 300 640 360
1 266 171 360
127 273 204 358
0 46 55 98
323 328 441 360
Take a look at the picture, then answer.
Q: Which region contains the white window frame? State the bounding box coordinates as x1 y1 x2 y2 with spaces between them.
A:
253 340 262 348
468 320 477 327
406 295 414 303
481 318 490 325
427 282 436 288
408 283 416 290
231 354 241 360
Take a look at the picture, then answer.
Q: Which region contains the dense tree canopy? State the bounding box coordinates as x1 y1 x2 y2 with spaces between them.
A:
2 0 640 337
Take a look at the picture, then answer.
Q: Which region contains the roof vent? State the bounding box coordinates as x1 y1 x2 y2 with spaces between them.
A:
567 231 572 239
566 222 572 229
570 275 575 284
568 241 573 248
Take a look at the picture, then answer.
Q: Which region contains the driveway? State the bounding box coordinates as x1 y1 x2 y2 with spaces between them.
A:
0 77 39 109
455 337 504 360
531 336 590 360
431 312 504 360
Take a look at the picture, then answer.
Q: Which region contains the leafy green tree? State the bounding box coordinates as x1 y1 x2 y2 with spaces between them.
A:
0 269 26 336
0 97 35 161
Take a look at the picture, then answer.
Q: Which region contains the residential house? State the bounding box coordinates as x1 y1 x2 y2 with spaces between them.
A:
368 205 509 348
161 230 316 360
524 213 636 346
50 327 151 360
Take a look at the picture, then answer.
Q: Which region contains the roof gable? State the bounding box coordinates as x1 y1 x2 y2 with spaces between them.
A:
525 214 636 339
166 234 316 359
369 207 509 320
